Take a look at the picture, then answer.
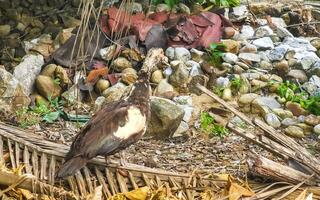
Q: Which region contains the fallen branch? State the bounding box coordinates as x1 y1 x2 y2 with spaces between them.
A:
197 84 320 180
247 153 316 185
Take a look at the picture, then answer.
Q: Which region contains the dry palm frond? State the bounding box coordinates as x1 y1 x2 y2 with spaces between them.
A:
0 122 320 199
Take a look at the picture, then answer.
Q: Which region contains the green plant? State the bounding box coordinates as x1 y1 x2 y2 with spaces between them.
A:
15 107 41 128
15 97 65 127
207 43 226 67
53 78 61 86
212 86 224 97
276 81 320 116
200 112 229 138
151 0 179 8
209 0 240 7
231 77 242 91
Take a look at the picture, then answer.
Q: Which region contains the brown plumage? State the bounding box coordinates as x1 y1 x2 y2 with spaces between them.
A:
56 71 150 179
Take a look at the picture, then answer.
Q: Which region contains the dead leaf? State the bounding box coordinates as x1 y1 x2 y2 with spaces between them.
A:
86 67 109 83
145 25 168 50
295 189 307 200
107 74 121 85
121 48 144 62
149 12 168 24
86 186 103 200
229 183 255 200
19 189 34 200
108 187 150 200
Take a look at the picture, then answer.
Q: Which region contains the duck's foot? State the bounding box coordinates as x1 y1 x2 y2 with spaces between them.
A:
119 151 129 167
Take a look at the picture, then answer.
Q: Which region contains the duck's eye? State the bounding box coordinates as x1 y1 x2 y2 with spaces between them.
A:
119 119 126 127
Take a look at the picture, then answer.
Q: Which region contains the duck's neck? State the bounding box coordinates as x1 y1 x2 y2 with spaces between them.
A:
127 71 150 109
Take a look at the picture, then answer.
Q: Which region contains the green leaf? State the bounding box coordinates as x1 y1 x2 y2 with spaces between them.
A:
43 111 60 123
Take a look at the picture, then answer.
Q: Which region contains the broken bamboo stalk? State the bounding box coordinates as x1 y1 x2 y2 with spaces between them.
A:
197 84 320 178
253 118 320 176
0 171 77 200
196 84 254 126
247 153 316 185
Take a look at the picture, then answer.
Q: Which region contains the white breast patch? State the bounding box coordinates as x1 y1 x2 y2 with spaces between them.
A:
113 107 146 139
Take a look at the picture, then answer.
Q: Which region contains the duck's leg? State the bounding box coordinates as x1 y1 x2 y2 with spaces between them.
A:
120 151 128 167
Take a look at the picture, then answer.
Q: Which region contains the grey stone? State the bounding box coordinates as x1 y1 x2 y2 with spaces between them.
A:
309 61 320 77
222 53 238 64
146 97 185 139
102 82 127 103
314 124 320 134
271 17 287 27
165 47 175 60
172 121 189 137
276 26 293 38
232 5 248 17
0 25 11 38
240 43 257 53
185 60 203 77
259 60 273 70
253 37 274 49
235 25 254 40
173 95 192 106
252 96 281 113
163 66 173 77
273 108 293 119
310 75 320 88
287 70 308 83
238 53 261 62
285 126 304 138
283 37 317 53
155 79 177 99
169 63 189 87
255 26 273 38
94 96 106 111
300 54 319 70
0 68 30 110
265 113 281 128
268 46 287 61
216 77 230 89
282 118 298 126
174 47 191 63
13 54 44 95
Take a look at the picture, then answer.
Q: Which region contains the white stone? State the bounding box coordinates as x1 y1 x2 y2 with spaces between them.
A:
271 17 287 27
222 53 238 64
185 60 203 77
283 37 317 53
216 77 230 89
174 47 191 63
277 27 293 38
232 5 248 17
165 47 175 60
255 26 274 38
238 53 261 62
253 37 274 49
13 54 44 95
314 124 320 134
235 25 254 40
265 113 281 128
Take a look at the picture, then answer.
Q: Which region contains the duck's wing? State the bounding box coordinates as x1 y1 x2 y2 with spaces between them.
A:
65 100 131 160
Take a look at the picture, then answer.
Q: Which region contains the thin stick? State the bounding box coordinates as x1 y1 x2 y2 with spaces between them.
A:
196 84 254 126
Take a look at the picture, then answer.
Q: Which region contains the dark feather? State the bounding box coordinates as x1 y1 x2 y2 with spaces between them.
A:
57 71 150 179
